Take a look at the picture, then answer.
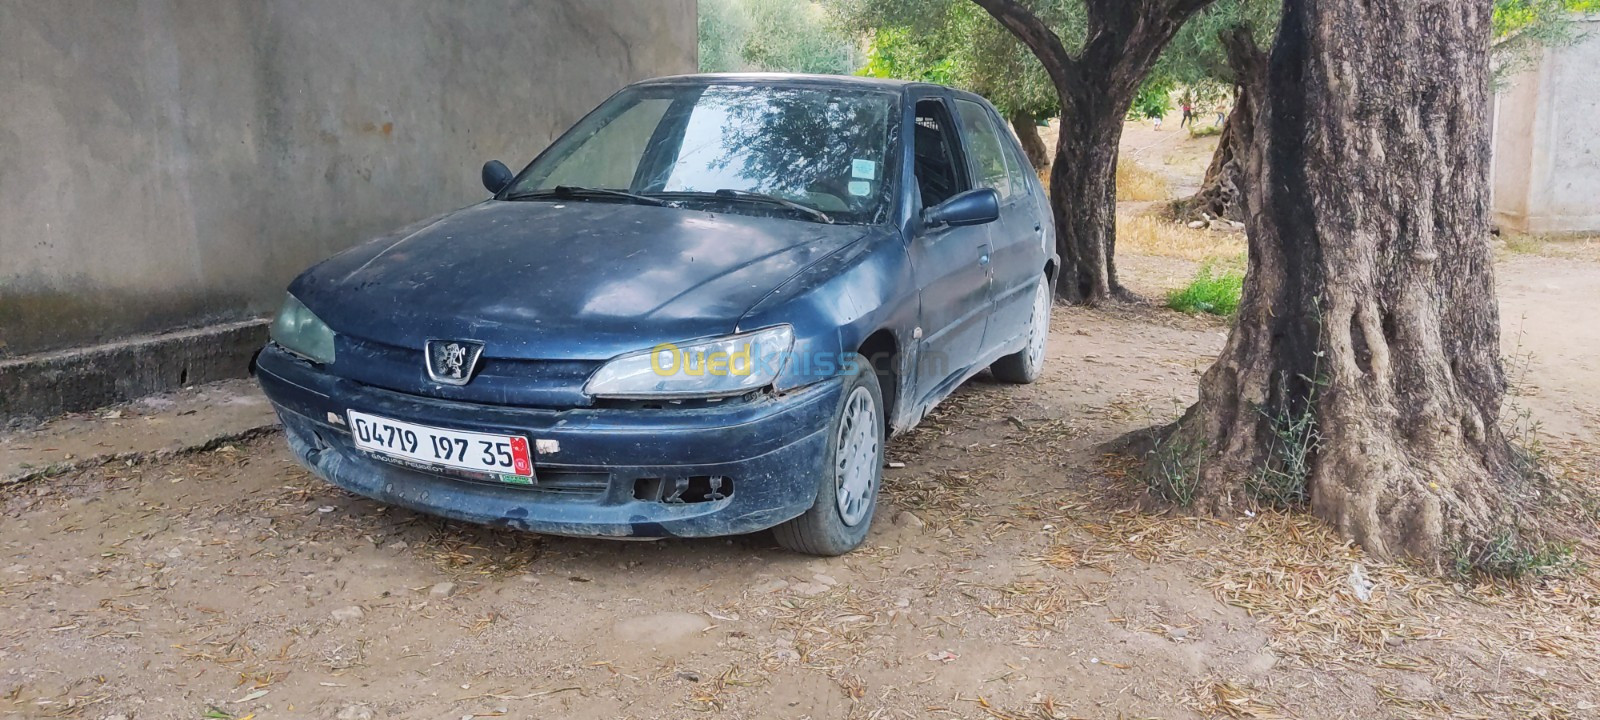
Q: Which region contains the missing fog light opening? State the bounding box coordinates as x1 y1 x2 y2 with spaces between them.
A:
633 476 733 504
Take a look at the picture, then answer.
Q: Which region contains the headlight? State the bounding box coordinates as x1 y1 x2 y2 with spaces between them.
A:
585 326 794 399
269 293 336 364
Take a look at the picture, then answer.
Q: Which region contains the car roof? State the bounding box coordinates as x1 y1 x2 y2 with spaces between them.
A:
632 73 993 105
640 72 916 89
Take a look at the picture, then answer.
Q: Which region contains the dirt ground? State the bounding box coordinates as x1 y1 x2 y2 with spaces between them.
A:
1115 114 1222 199
4 127 1600 720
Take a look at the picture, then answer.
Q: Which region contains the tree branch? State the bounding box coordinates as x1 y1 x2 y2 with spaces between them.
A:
968 0 1081 97
1219 24 1267 89
1078 0 1223 100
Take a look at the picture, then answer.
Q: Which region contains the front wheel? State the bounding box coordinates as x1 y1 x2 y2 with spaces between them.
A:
773 354 884 556
991 276 1051 384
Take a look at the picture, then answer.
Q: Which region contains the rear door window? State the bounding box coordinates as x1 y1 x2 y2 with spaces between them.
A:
953 99 1013 201
999 123 1038 198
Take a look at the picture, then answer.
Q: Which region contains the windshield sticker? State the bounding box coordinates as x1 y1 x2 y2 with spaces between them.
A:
848 180 871 197
852 158 877 180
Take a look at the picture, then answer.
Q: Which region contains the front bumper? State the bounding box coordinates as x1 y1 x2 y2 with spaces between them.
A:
254 345 838 538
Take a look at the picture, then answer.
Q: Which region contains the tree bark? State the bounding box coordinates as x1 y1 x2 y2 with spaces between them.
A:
971 0 1218 304
1170 3 1519 567
1049 92 1133 302
1008 110 1049 171
1173 93 1247 222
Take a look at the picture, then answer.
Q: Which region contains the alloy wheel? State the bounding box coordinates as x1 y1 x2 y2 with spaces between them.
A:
833 385 880 527
1026 280 1050 368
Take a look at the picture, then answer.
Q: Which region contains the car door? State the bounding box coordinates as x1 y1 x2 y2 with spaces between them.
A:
952 98 1043 355
904 93 995 405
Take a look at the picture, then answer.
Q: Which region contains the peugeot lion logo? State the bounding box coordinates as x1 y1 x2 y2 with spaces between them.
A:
426 339 485 386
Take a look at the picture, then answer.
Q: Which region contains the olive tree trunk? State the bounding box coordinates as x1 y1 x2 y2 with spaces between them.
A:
1008 110 1050 171
1169 2 1519 566
972 0 1218 304
1173 93 1247 222
1047 91 1132 302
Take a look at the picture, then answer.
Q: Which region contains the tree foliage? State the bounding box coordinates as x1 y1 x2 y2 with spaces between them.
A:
856 26 957 83
1127 75 1175 120
1109 0 1276 126
1495 0 1599 36
1492 0 1600 80
1153 0 1278 87
699 0 861 75
833 0 1286 131
829 0 1070 121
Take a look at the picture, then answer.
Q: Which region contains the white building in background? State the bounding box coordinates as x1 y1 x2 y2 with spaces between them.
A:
1491 15 1600 234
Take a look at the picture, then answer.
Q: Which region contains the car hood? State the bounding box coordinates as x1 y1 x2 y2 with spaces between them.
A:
291 200 869 360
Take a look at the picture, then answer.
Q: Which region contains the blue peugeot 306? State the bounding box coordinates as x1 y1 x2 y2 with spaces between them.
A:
254 73 1056 555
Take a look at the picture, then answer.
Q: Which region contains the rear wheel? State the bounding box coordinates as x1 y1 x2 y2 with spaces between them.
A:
991 276 1051 384
773 354 884 556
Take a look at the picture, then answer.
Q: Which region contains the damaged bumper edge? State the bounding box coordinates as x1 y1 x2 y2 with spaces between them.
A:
254 345 838 538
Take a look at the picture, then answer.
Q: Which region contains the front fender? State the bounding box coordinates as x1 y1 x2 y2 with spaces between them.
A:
737 228 916 395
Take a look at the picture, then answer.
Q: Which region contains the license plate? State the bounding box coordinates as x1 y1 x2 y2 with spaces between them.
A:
347 410 533 477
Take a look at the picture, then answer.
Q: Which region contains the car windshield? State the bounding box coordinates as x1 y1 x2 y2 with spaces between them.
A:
505 83 897 224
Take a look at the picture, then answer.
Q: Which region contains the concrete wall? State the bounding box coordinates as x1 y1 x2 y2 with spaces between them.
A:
1492 16 1600 234
0 0 697 358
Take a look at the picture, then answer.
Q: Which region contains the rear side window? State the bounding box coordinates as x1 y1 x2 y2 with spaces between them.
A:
953 99 1012 201
999 123 1038 197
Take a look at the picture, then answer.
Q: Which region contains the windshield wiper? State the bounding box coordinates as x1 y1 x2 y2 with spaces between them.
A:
714 189 834 224
664 189 833 224
504 185 675 207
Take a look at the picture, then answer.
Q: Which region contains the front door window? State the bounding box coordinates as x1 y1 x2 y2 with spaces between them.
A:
913 99 966 209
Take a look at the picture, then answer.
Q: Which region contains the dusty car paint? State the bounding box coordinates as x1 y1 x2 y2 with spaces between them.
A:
290 200 875 407
255 73 1056 541
257 344 837 536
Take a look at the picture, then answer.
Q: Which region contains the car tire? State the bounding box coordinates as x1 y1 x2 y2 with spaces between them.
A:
773 353 884 556
990 276 1051 384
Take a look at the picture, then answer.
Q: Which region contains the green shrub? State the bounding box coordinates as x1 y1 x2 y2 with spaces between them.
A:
1145 433 1207 507
1128 75 1174 120
1167 264 1244 316
1189 124 1223 138
1454 530 1578 580
1247 370 1323 509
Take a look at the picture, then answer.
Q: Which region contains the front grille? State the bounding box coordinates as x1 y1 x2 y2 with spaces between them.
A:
329 335 600 408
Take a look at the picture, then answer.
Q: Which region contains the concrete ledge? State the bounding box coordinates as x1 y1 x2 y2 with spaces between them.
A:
1494 210 1600 235
0 319 268 422
1 378 280 485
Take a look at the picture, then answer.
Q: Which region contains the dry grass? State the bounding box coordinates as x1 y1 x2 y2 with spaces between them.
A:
1189 678 1287 719
1116 160 1171 202
1500 232 1600 261
1037 161 1172 202
1117 212 1246 264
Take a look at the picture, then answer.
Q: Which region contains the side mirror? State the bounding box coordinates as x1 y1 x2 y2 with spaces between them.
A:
482 160 514 195
922 187 1000 228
